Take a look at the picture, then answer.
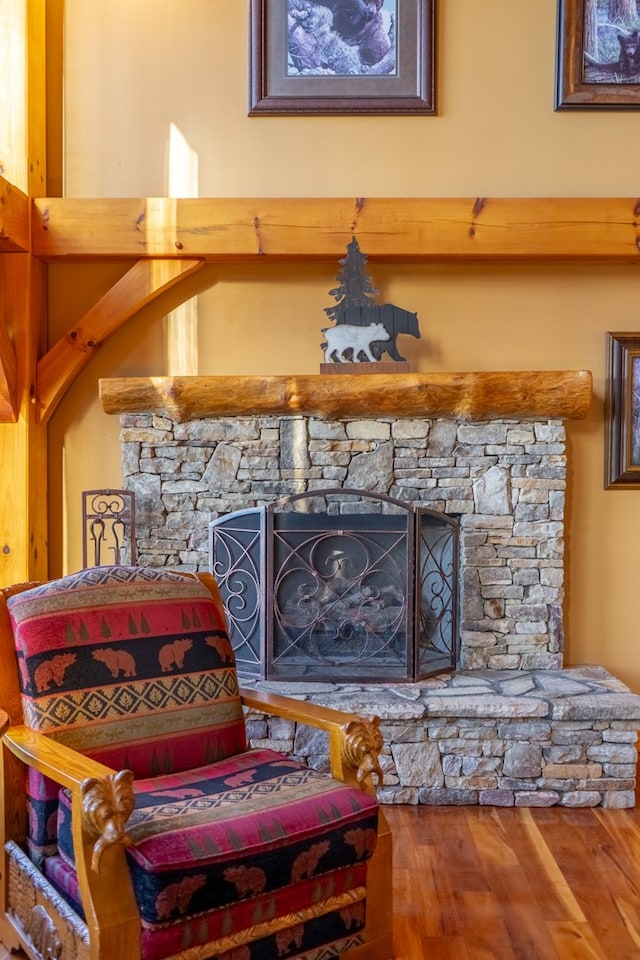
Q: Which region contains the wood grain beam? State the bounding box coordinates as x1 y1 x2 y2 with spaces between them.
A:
36 258 205 423
0 255 20 422
26 0 47 197
0 325 17 422
30 197 640 263
98 371 593 422
0 178 29 253
0 254 47 586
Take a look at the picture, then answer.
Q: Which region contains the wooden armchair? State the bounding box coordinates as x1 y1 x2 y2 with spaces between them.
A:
0 566 392 960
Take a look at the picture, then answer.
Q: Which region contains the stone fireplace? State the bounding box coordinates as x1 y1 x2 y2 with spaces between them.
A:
108 370 640 808
122 409 568 674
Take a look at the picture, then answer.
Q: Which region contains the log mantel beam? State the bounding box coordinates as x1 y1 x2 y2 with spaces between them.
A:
99 371 593 422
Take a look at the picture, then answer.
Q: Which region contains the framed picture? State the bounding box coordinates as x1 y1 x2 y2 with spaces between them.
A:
556 0 640 109
605 333 640 488
249 0 436 115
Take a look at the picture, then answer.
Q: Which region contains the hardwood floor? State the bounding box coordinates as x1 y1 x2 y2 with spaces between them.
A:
386 803 640 960
1 803 640 960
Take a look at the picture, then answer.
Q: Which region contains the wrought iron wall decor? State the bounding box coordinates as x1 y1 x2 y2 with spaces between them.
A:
320 237 421 367
82 489 137 567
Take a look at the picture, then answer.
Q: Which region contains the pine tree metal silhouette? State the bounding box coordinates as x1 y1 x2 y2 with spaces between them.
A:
324 237 379 325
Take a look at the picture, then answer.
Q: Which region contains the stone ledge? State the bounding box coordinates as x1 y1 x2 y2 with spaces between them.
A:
243 665 640 808
247 665 640 722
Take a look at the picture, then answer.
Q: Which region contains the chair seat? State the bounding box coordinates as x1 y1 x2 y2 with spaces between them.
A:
54 748 378 959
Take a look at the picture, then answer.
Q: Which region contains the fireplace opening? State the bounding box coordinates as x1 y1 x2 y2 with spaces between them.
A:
209 489 458 682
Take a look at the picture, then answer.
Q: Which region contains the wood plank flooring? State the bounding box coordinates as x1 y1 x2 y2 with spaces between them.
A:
386 803 640 960
1 803 640 960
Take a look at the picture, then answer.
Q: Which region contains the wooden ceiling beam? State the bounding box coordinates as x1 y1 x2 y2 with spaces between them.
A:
36 258 205 423
0 178 29 253
30 197 640 263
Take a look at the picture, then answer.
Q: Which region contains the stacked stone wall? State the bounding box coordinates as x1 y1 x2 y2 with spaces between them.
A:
121 413 567 672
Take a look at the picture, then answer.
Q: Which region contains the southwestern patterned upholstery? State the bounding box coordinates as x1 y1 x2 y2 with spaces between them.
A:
0 565 392 960
11 567 246 867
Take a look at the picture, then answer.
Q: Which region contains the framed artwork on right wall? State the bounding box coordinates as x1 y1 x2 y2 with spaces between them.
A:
556 0 640 109
605 332 640 488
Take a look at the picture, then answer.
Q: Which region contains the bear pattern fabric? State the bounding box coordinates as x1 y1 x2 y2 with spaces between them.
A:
8 565 246 770
8 565 247 866
54 747 379 925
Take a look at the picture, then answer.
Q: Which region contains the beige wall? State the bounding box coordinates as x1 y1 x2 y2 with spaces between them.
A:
50 1 640 691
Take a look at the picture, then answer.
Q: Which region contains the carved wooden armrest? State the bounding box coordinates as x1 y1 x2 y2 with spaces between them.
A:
3 724 135 871
239 686 383 792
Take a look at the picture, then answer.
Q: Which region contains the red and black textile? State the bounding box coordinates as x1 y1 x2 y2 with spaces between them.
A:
54 746 378 919
8 566 246 864
9 565 379 960
8 565 247 765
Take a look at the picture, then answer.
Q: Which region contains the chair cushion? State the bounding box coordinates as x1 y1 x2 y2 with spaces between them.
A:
44 849 365 960
55 748 378 959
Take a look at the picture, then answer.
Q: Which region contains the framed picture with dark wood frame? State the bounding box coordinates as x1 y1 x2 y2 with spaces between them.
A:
556 0 640 109
249 0 436 116
605 333 640 488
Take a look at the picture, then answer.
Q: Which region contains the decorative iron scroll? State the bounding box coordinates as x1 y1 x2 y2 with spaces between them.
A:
210 507 264 673
270 508 410 678
210 489 458 683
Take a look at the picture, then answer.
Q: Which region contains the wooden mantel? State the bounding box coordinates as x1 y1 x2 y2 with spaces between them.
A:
99 370 592 422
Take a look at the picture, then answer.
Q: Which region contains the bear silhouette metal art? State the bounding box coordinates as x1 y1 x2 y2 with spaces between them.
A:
321 236 421 364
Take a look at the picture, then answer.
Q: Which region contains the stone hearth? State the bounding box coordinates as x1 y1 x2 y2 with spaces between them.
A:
242 668 640 807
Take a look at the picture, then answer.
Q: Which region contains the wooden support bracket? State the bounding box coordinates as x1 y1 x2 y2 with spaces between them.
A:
0 320 17 422
36 258 205 423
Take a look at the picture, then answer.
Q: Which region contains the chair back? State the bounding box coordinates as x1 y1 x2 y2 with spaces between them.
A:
5 565 246 773
1 565 246 865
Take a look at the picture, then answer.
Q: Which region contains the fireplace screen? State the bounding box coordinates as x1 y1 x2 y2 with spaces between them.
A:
209 489 458 682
